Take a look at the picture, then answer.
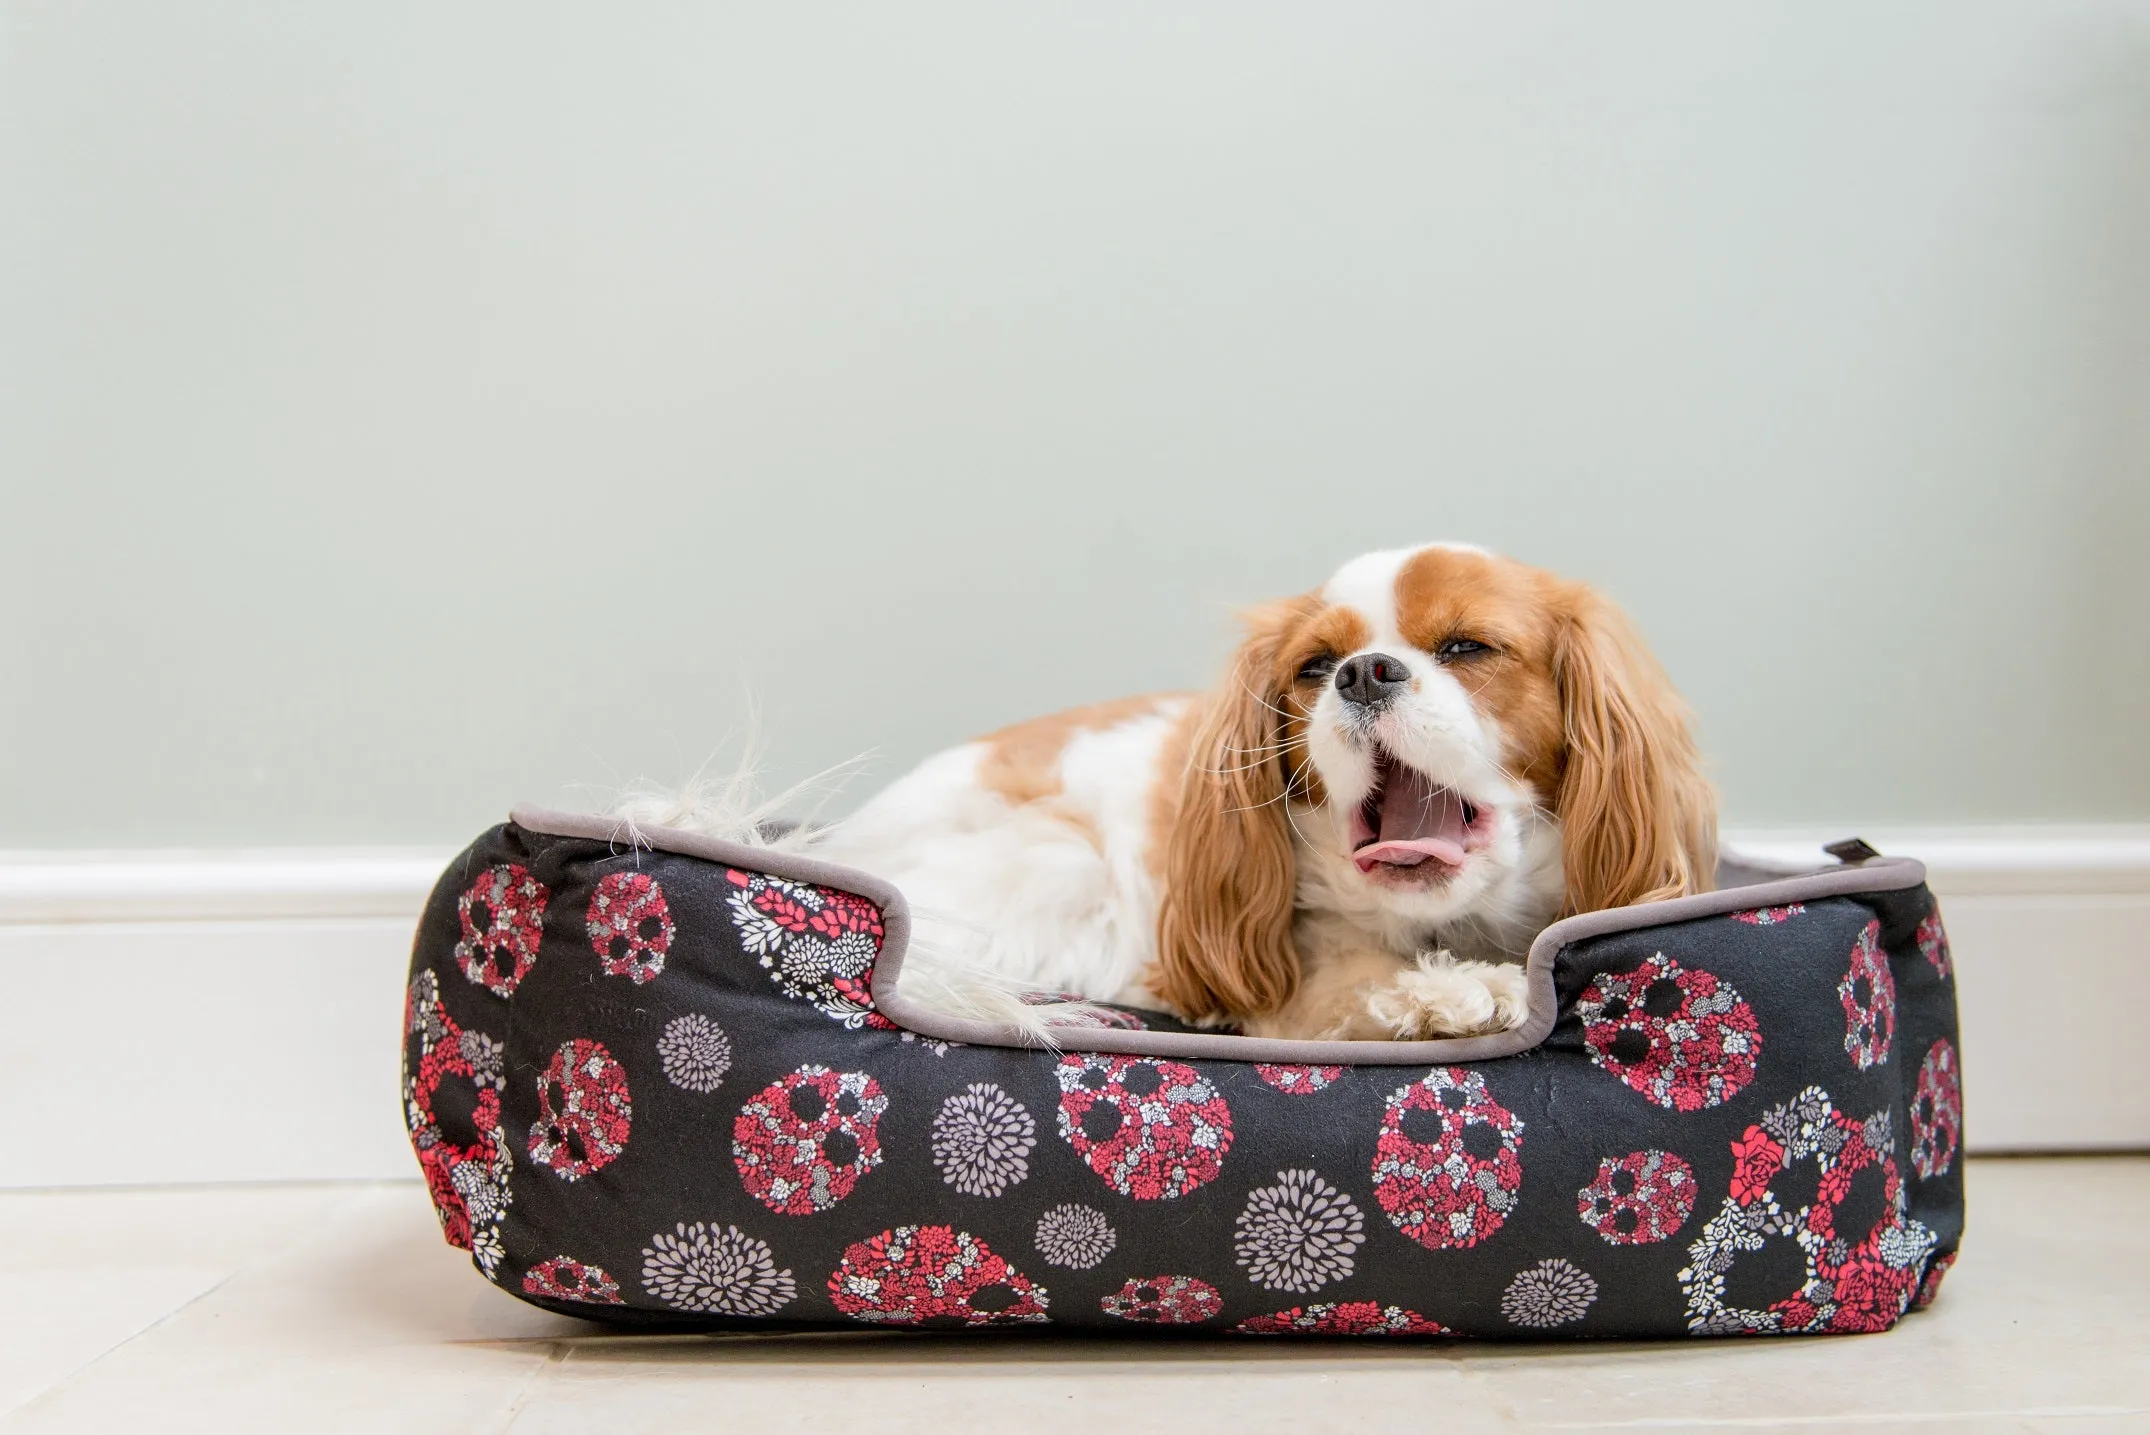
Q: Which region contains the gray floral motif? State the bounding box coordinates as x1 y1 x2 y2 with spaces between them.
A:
1501 1258 1598 1328
1233 1169 1365 1294
458 1030 505 1092
657 1013 733 1094
1034 1204 1117 1269
471 1224 505 1279
407 971 449 1047
452 1157 508 1228
722 873 885 1028
640 1222 796 1316
932 1084 1037 1197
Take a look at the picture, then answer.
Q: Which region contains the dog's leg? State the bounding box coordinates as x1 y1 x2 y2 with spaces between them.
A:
1359 953 1531 1039
1239 921 1532 1041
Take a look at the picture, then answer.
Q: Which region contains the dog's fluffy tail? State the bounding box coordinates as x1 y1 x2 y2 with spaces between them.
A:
607 753 1093 1049
609 748 856 855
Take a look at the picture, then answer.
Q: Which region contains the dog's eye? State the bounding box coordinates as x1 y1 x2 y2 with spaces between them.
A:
1437 638 1492 663
1295 653 1337 684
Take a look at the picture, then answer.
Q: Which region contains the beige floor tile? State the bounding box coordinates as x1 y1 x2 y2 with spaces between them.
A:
0 1160 2144 1434
0 1271 232 1418
1541 1424 2128 1434
4 1185 592 1434
508 1336 1513 1435
0 1184 356 1418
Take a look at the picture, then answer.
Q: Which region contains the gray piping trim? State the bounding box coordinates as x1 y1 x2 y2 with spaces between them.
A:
507 805 1928 1066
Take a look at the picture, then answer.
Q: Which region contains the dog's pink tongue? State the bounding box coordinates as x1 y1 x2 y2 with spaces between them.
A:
1354 768 1470 873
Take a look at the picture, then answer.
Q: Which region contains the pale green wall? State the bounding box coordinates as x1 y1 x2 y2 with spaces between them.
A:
4 3 2147 847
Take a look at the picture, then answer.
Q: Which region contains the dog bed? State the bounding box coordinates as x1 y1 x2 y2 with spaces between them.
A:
402 806 1964 1338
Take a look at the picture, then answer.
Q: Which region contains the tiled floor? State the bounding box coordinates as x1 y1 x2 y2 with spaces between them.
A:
0 1158 2143 1434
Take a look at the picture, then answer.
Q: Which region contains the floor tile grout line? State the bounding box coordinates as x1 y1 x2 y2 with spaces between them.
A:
0 1289 224 1428
475 1343 572 1435
1 1184 393 1422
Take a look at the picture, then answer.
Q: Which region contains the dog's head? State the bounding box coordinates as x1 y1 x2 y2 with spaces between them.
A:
1153 543 1716 1023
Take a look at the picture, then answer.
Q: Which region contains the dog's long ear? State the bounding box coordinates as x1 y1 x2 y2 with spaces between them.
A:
1554 589 1717 916
1151 600 1311 1024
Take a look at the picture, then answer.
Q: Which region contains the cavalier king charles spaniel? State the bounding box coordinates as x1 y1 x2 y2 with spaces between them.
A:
797 544 1712 1041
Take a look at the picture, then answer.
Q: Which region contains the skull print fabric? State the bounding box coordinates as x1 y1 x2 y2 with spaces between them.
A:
587 872 674 983
407 820 1962 1338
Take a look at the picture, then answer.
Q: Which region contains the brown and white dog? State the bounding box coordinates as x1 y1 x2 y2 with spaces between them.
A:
793 543 1715 1040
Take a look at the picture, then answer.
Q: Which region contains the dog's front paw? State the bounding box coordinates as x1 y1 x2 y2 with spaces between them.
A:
1363 955 1531 1039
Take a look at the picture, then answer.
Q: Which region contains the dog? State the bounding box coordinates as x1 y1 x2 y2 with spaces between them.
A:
680 543 1716 1041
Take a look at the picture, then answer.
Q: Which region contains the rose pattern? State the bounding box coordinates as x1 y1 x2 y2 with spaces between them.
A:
1680 1086 1938 1335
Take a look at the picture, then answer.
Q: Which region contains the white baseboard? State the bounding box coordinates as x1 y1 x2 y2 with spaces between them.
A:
2 828 2144 1186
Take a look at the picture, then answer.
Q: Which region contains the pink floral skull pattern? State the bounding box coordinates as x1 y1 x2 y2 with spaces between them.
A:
1577 1150 1697 1245
1909 1040 1962 1179
521 1256 623 1304
1236 1302 1454 1336
827 1225 1049 1326
1372 1068 1525 1251
403 971 511 1254
1731 905 1806 926
1255 1064 1345 1095
586 871 674 983
1916 909 1952 979
1839 920 1897 1070
1054 1054 1233 1201
1577 952 1762 1110
1680 1086 1937 1335
528 1039 632 1181
1099 1274 1222 1324
453 864 548 996
733 1065 889 1214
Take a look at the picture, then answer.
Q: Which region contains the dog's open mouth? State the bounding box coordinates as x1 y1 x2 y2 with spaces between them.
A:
1348 748 1493 876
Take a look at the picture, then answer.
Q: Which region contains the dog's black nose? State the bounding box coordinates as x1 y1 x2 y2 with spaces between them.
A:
1334 652 1411 706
